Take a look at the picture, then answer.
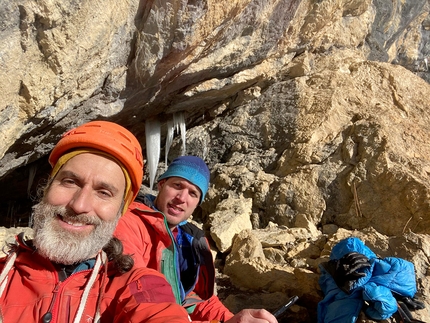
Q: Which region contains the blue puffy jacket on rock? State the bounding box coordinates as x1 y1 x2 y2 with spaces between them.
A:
317 237 417 323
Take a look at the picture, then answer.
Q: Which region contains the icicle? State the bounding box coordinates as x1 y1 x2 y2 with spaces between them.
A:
180 115 186 155
165 119 174 169
145 119 161 191
164 112 187 168
202 136 208 160
173 112 186 155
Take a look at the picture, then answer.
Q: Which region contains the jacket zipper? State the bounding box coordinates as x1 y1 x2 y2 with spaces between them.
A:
42 269 94 323
41 282 61 323
164 216 182 304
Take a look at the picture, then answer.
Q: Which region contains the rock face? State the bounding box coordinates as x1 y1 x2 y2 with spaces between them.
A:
1 0 430 322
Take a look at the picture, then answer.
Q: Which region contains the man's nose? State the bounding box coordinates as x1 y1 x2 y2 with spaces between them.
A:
68 186 93 214
175 189 187 201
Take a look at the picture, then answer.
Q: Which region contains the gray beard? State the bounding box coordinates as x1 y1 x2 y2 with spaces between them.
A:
32 201 119 265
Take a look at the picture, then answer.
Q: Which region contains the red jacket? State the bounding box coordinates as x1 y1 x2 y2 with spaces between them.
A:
115 199 234 323
0 234 190 323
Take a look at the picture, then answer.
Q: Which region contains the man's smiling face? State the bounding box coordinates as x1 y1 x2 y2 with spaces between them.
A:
155 177 201 229
33 153 125 264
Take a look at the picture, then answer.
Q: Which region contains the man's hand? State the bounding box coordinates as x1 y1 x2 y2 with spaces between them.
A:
225 309 278 323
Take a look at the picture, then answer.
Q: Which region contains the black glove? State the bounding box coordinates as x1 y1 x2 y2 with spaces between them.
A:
325 252 371 293
395 294 425 311
337 252 371 276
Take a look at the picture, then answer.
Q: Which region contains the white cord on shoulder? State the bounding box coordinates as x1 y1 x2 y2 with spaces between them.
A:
0 251 18 323
0 251 17 299
73 251 107 323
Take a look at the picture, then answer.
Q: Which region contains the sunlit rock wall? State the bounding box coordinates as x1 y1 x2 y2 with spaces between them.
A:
1 0 430 321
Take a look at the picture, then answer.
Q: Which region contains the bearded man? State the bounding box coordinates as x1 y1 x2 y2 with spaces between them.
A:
0 121 190 323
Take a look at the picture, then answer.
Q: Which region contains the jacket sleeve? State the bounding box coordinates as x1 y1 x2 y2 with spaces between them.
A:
362 282 398 320
190 295 234 323
117 302 191 323
111 269 191 323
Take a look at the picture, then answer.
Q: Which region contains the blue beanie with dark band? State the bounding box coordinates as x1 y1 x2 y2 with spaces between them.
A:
158 156 210 204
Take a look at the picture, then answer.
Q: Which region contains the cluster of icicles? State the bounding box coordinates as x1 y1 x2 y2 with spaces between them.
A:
145 112 186 190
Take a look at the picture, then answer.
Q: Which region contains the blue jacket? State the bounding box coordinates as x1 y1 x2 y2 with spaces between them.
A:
318 237 417 322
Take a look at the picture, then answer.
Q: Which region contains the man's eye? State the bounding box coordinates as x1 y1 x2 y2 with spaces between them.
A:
62 178 77 185
98 190 112 198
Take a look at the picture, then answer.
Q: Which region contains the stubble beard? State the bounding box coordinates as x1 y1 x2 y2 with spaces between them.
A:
32 201 119 265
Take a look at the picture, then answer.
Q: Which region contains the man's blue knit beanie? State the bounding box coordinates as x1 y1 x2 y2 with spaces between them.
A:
158 155 210 204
